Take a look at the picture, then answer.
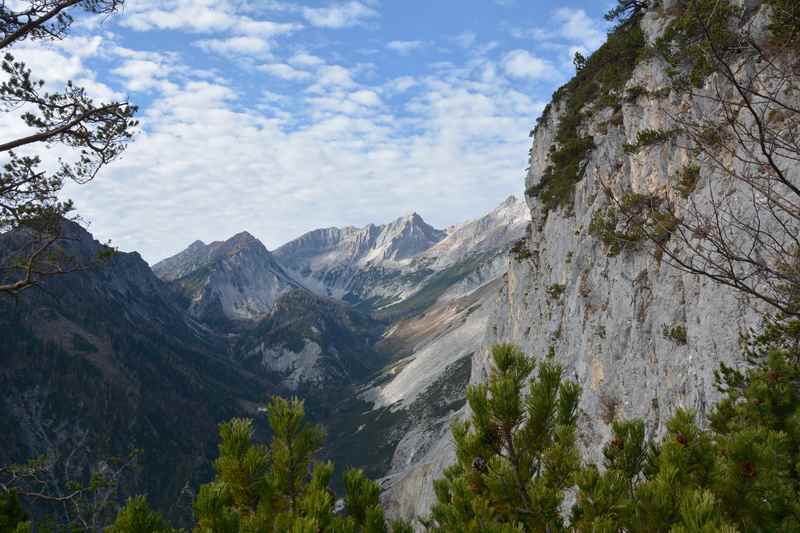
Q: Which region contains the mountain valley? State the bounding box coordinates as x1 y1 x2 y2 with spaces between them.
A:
2 195 531 521
4 2 799 529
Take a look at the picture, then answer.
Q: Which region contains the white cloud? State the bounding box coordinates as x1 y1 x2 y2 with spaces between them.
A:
122 0 302 37
258 63 312 81
197 36 273 56
307 65 357 91
54 35 105 58
302 1 378 28
512 8 606 52
385 76 416 93
350 89 381 107
122 0 237 32
387 40 425 54
502 50 558 80
553 8 606 50
237 19 303 37
289 52 325 67
112 59 176 92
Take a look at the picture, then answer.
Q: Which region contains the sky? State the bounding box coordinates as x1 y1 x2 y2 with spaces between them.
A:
6 0 613 263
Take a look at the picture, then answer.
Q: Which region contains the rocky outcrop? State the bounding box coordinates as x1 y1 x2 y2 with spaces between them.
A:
416 196 529 271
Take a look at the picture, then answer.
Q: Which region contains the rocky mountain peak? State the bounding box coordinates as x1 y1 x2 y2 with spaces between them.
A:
414 197 530 270
373 212 445 263
153 231 298 323
499 194 518 207
397 212 423 225
227 231 257 245
211 231 269 259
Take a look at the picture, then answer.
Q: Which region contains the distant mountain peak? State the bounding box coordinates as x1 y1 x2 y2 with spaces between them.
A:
187 239 206 251
393 211 427 227
152 231 298 322
229 231 257 243
500 194 519 206
214 231 267 258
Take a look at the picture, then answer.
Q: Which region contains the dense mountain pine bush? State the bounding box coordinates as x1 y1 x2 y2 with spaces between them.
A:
424 319 800 532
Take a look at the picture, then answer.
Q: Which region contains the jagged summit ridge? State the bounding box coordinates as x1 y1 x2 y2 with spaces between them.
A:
153 231 262 281
275 212 445 269
153 198 530 319
273 211 446 299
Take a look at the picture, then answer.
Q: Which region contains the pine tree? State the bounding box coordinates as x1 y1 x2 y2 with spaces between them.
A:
0 492 29 533
426 344 581 532
707 316 800 531
605 0 649 26
194 396 411 533
106 496 175 533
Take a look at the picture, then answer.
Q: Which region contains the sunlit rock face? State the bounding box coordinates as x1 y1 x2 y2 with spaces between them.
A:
273 212 447 302
382 3 788 525
273 199 529 309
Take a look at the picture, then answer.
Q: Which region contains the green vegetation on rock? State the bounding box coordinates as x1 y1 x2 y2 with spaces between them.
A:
663 323 689 345
546 283 566 300
510 239 532 261
589 192 679 257
622 128 679 154
675 164 701 198
655 0 740 88
764 0 800 46
527 12 647 214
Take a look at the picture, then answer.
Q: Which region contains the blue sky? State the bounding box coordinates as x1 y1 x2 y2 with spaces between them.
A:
9 0 613 262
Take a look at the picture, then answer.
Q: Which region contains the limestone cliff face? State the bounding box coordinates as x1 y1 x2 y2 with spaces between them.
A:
385 1 779 523
485 5 758 459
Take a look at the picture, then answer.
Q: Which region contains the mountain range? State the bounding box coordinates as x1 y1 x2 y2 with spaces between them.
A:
1 195 530 521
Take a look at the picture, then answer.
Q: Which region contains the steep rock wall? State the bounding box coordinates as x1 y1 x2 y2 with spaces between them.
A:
385 2 779 524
